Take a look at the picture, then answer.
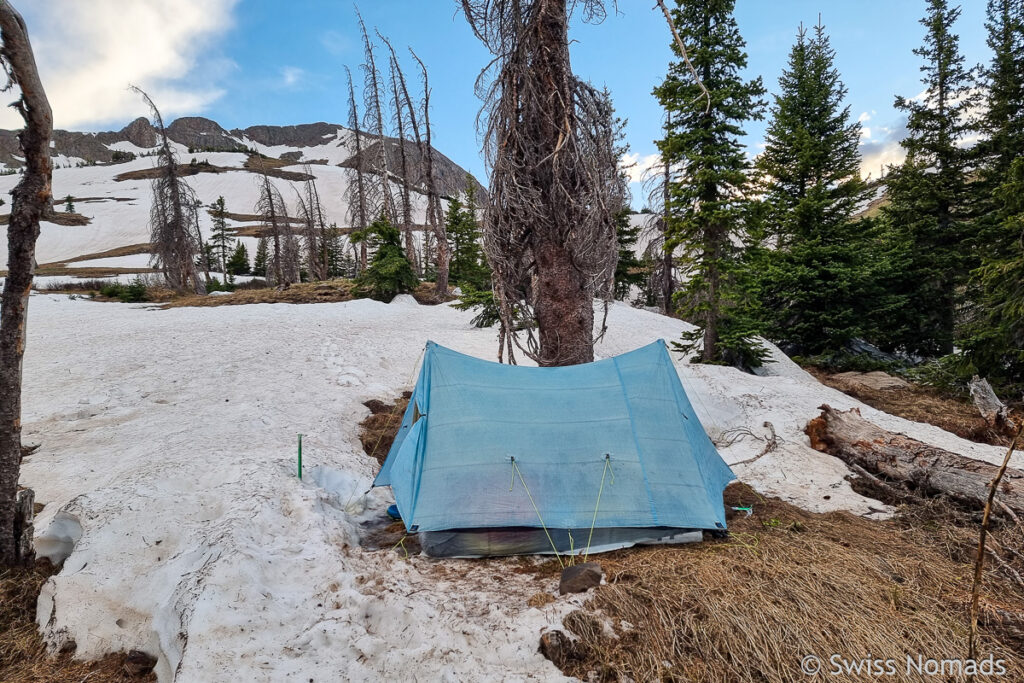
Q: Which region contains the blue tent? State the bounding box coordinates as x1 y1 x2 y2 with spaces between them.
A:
373 340 735 556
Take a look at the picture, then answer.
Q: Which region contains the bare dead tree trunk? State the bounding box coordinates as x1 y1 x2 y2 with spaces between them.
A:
296 171 327 281
807 405 1024 514
254 160 297 287
410 49 449 295
356 9 396 223
660 143 674 314
0 0 51 567
344 66 370 273
379 34 420 277
462 0 621 366
131 86 205 295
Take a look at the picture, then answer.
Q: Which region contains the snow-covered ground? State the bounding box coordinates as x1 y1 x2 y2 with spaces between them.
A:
19 294 1021 682
0 145 448 268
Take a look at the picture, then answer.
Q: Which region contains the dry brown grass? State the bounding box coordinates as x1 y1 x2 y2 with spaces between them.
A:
1 562 155 682
161 280 355 308
550 483 1024 682
808 367 1021 448
358 394 411 466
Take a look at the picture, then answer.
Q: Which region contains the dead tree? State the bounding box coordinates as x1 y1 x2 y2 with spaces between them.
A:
379 33 420 276
0 0 51 567
131 87 206 295
356 8 396 223
410 49 450 295
640 127 676 314
295 171 328 281
343 66 371 273
254 164 299 287
461 0 623 366
807 405 1024 514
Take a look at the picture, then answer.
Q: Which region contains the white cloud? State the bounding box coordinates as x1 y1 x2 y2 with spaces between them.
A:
857 111 872 123
620 152 662 185
320 30 352 57
280 66 305 88
0 0 239 130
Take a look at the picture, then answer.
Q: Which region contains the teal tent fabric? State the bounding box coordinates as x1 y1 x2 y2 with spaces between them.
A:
373 340 735 533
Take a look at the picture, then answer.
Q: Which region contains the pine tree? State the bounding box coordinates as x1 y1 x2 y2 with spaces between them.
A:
965 159 1024 394
208 196 233 275
755 22 883 356
352 216 418 301
446 182 491 291
64 194 74 213
226 242 250 276
654 0 767 366
253 237 269 278
974 0 1024 253
613 209 646 302
883 0 978 356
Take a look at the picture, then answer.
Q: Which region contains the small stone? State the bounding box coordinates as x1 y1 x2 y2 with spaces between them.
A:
123 650 158 677
558 562 603 595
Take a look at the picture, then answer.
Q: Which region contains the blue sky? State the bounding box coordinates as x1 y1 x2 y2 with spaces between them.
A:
9 1 993 205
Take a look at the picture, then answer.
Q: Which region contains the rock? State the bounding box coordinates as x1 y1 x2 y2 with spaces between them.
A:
123 650 158 677
558 562 602 595
539 630 571 667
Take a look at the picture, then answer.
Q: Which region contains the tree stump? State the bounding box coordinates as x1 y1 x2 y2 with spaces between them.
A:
14 487 35 565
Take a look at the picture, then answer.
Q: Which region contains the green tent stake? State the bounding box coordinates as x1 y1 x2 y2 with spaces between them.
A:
297 434 303 480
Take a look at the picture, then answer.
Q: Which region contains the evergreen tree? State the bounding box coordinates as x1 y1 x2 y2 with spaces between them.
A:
654 0 767 366
974 0 1024 253
64 194 74 213
964 157 1024 394
883 0 978 356
226 242 250 276
208 196 233 275
352 216 418 301
253 237 269 277
446 183 491 290
755 22 884 355
613 209 645 302
323 223 345 278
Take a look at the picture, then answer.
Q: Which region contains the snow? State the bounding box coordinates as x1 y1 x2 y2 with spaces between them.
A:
0 142 451 269
18 294 1021 681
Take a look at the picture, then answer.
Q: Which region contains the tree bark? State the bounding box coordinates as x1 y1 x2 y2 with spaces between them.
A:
806 405 1024 514
534 240 594 366
0 0 52 567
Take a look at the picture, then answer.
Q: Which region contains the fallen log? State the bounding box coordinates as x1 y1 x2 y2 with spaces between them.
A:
806 405 1024 515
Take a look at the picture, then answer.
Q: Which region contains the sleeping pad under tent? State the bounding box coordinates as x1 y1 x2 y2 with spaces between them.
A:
373 339 735 558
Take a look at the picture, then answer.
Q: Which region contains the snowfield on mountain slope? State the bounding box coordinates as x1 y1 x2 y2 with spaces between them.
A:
19 294 1022 682
0 147 441 268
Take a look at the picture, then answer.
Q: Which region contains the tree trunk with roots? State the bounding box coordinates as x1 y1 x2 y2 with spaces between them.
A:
0 0 51 567
462 0 622 367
